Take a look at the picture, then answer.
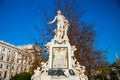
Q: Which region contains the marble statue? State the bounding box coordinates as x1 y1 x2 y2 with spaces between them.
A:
75 62 82 72
71 46 77 57
71 57 77 68
31 10 88 80
41 62 48 73
31 67 41 80
79 66 88 80
48 10 69 41
75 62 88 80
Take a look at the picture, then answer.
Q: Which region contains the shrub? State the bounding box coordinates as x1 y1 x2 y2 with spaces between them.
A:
11 72 32 80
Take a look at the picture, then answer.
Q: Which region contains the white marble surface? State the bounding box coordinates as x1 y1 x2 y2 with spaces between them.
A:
31 10 88 80
41 75 80 80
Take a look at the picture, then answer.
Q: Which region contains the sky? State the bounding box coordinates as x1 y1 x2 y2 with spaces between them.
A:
0 0 120 63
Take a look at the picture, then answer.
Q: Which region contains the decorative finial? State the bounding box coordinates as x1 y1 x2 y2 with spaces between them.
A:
116 52 119 59
116 51 119 64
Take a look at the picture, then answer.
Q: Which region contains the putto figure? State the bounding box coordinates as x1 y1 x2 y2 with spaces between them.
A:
31 67 41 80
48 10 69 40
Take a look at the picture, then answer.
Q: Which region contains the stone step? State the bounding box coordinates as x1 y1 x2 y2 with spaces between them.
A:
41 75 80 80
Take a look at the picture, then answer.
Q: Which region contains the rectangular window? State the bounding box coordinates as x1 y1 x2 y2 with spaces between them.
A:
0 64 2 68
17 67 18 70
0 56 3 60
12 66 14 70
7 58 9 61
6 65 9 69
4 71 7 78
17 60 19 63
0 72 2 77
12 59 14 63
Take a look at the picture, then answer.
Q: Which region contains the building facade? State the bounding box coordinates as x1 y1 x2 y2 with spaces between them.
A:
0 40 41 80
111 52 120 68
115 53 120 66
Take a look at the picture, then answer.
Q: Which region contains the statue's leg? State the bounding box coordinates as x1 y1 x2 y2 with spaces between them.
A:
63 26 68 39
57 23 60 31
59 26 63 39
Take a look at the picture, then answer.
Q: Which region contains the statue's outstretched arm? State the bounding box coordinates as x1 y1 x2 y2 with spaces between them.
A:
48 16 57 24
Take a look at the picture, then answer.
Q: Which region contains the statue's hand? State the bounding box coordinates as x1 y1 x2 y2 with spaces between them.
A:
48 22 52 24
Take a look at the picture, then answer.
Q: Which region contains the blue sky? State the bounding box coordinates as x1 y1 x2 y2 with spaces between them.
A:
0 0 120 63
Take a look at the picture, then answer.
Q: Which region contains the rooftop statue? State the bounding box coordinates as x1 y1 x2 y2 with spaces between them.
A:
48 10 70 41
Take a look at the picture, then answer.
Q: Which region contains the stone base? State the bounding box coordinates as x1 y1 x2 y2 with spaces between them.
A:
41 75 80 80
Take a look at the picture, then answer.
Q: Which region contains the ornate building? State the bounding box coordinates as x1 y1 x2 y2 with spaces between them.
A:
108 52 120 80
0 40 41 80
115 53 120 66
111 52 120 68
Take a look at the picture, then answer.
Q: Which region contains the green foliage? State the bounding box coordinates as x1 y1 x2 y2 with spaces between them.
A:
11 72 32 80
94 74 103 80
102 65 110 75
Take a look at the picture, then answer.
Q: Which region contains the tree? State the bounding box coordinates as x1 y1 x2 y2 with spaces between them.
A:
29 43 48 74
11 72 32 80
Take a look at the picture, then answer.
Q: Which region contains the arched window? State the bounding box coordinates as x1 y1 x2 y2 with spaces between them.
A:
8 49 11 53
7 49 11 56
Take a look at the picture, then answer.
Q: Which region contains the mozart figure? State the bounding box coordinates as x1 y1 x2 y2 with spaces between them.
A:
48 10 69 40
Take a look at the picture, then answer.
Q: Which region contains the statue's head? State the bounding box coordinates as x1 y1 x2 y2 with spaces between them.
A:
57 10 62 14
41 62 44 65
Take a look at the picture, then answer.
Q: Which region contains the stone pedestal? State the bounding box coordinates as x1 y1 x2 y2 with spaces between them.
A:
47 39 72 70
